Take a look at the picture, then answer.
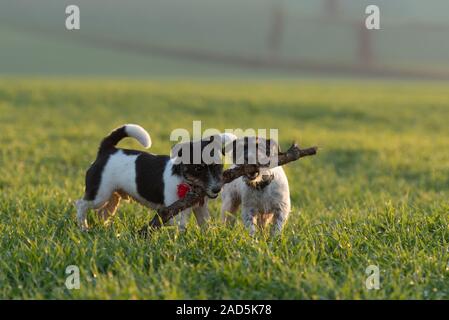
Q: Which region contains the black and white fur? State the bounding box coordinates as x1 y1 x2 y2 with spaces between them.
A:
75 124 231 231
221 137 291 236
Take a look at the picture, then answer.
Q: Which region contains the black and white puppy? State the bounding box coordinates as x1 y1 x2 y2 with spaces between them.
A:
75 124 232 231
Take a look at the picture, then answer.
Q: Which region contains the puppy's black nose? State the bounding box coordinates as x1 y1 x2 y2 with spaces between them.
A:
211 187 221 194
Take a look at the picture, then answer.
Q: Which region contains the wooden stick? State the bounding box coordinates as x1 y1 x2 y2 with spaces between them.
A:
139 144 317 236
222 144 317 183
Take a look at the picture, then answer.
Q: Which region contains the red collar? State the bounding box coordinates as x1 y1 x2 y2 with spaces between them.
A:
177 183 205 206
177 183 191 199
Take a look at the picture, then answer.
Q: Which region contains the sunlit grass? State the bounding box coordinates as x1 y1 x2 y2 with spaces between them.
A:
0 79 448 299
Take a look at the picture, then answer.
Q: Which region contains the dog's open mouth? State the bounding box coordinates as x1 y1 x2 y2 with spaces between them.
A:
184 181 220 199
245 171 260 180
206 192 219 199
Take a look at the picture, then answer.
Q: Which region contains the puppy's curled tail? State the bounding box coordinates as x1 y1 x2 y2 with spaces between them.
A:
98 124 152 155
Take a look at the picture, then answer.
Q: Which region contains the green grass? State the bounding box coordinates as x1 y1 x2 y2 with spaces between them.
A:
0 79 449 299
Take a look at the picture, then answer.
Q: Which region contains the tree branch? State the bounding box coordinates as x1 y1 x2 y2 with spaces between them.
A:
139 144 317 236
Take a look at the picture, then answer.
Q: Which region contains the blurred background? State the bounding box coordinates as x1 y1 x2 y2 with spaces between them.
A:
2 1 449 300
1 0 449 80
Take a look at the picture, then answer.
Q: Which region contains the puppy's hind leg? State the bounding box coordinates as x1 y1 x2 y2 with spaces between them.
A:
75 199 91 231
242 206 257 236
78 185 113 231
272 207 289 236
96 192 122 226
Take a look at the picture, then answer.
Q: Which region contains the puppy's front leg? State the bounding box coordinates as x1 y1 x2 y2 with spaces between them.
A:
272 206 289 236
241 205 257 236
75 199 90 231
173 208 191 231
193 199 210 227
221 195 240 227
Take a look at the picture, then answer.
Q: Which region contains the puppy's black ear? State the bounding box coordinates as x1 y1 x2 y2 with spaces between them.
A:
221 145 226 156
202 135 216 148
222 139 234 156
222 140 237 160
172 141 191 158
177 145 183 157
203 135 223 160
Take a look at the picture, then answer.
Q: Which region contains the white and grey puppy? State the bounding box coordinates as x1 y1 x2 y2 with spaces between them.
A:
221 137 291 236
75 124 232 231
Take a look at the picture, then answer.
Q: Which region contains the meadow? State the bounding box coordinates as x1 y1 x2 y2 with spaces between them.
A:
0 79 448 299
